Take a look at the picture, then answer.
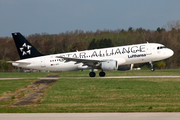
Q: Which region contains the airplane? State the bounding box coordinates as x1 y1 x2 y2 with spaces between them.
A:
8 32 174 77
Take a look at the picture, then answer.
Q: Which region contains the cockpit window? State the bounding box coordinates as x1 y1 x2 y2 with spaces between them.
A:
157 46 166 50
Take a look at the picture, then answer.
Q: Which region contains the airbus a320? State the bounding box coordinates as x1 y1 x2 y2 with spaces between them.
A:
8 32 174 77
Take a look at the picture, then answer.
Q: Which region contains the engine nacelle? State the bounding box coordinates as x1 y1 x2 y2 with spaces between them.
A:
118 64 131 71
101 60 118 71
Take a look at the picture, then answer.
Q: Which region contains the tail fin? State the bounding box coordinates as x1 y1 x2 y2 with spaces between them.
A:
12 32 43 59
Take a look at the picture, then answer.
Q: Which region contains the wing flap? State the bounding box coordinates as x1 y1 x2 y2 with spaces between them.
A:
57 56 105 62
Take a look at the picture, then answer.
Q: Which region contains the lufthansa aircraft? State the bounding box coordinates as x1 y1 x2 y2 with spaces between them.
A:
8 32 174 77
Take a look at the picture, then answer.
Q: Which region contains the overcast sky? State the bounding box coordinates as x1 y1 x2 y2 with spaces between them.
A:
0 0 180 37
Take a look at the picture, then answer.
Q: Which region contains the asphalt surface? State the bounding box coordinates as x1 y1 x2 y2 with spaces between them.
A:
40 76 180 79
1 113 180 120
0 78 23 80
1 76 180 80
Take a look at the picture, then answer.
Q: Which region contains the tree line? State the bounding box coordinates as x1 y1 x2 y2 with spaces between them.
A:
0 20 180 71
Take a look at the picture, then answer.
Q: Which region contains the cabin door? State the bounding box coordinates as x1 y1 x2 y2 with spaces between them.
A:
146 44 152 55
40 58 46 68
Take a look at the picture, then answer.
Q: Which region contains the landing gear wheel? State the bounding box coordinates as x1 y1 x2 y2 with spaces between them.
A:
99 71 106 77
149 61 155 72
151 67 155 72
89 72 96 77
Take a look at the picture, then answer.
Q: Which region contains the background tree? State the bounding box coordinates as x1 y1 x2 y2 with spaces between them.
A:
154 61 166 69
71 40 87 52
88 39 97 50
1 20 180 70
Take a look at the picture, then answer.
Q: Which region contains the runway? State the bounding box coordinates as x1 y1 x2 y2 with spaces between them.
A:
1 76 180 80
0 113 180 120
39 76 180 79
0 78 23 80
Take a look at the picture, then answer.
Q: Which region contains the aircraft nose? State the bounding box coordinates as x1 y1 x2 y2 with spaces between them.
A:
168 49 174 57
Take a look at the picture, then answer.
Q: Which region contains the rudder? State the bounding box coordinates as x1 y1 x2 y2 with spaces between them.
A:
12 32 43 59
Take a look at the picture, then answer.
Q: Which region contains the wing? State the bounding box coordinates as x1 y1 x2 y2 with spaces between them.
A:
56 56 126 67
56 56 106 66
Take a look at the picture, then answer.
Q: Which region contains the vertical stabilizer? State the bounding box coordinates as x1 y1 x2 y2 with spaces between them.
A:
12 32 43 59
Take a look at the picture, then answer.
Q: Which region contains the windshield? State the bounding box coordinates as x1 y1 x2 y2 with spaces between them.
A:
157 46 166 50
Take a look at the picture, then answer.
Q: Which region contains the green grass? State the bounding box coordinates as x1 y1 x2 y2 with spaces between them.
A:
41 78 180 112
58 69 180 77
0 69 180 112
0 78 36 106
1 77 180 112
0 72 51 78
1 69 180 78
0 78 36 96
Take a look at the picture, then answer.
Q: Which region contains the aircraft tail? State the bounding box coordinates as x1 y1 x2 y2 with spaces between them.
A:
12 32 43 59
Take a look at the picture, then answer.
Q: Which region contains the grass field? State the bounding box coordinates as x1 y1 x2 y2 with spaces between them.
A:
58 69 180 77
1 69 180 78
0 78 36 96
0 72 51 78
0 69 180 112
41 78 180 112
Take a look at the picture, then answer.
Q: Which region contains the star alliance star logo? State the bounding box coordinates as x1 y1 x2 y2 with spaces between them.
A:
19 43 32 56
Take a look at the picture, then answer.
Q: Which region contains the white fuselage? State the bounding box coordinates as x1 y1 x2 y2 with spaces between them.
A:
12 43 174 71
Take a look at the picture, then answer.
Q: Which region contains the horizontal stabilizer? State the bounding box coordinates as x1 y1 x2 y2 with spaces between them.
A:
7 61 31 64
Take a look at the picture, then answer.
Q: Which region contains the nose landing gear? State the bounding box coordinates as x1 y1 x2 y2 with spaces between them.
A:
149 61 155 71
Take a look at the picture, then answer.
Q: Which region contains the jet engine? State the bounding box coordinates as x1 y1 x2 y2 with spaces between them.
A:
117 64 132 71
101 60 118 71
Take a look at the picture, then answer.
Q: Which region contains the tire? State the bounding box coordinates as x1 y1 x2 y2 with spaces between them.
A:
89 72 96 77
151 67 155 71
99 71 106 77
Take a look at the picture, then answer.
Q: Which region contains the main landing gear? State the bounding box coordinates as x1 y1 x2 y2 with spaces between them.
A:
149 61 155 71
89 71 96 77
99 71 106 77
89 68 106 77
89 71 106 77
